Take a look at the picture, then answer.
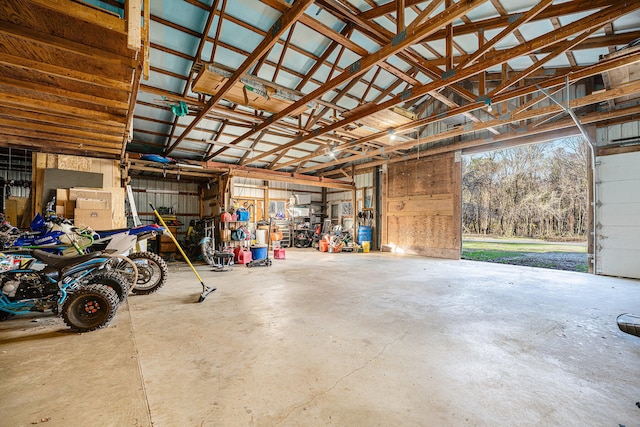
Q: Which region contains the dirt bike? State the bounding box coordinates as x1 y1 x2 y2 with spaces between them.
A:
0 250 129 332
87 224 169 295
0 213 94 255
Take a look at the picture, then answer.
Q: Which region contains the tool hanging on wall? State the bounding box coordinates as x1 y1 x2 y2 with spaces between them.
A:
150 203 216 302
357 209 373 227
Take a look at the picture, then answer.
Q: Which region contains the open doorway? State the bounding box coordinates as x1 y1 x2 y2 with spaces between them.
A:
460 138 589 272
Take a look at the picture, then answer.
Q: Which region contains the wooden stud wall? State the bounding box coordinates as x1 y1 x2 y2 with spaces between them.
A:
383 152 461 259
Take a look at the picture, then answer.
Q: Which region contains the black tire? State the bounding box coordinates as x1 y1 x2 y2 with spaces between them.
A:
201 238 216 266
0 310 14 321
88 270 129 303
294 234 305 248
129 252 168 295
61 284 118 332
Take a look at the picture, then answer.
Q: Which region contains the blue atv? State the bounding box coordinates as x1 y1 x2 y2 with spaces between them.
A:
0 250 128 332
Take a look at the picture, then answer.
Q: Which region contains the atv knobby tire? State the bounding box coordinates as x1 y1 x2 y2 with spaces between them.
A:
88 270 130 303
62 284 118 332
129 252 168 295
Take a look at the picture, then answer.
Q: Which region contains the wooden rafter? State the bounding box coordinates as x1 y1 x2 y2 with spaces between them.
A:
276 49 640 172
458 0 553 69
164 0 315 155
264 0 640 166
300 83 640 174
231 0 488 164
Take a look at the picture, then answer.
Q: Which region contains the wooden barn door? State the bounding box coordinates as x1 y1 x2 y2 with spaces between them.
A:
383 152 461 259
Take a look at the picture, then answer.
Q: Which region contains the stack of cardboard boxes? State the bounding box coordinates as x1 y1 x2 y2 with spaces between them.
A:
55 187 119 230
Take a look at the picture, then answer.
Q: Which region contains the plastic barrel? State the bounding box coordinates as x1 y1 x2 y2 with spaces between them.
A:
250 245 268 260
256 229 267 245
358 226 372 243
617 313 640 337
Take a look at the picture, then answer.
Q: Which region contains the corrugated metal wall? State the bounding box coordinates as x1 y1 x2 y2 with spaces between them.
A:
0 148 32 199
1 170 32 199
326 172 373 225
597 120 640 144
129 178 200 237
232 178 325 223
128 173 373 234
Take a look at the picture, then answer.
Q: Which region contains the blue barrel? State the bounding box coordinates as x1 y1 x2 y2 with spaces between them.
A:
358 226 372 243
250 245 268 260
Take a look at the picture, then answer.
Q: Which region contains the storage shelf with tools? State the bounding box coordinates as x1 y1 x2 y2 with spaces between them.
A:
217 219 250 247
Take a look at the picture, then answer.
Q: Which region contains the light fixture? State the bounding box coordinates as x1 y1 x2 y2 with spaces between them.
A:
485 99 492 112
389 129 396 141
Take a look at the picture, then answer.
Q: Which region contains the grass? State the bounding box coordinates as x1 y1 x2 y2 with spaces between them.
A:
462 239 588 272
462 240 586 254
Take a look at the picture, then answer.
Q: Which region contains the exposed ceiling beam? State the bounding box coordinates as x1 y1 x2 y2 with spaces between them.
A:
231 0 487 164
164 0 314 155
278 49 640 171
300 80 640 173
251 0 639 166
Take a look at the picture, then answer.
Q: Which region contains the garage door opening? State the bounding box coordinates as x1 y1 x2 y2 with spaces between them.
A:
461 138 589 272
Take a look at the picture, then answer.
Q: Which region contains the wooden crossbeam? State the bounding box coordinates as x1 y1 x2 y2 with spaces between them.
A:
258 0 640 166
164 0 314 155
231 0 487 165
299 80 640 173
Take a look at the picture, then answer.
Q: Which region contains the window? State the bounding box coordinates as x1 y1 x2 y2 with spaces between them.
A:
268 200 287 218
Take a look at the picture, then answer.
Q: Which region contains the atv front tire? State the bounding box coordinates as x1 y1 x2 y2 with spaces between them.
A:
62 284 118 332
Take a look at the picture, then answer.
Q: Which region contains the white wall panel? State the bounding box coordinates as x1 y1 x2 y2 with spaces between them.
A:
130 178 200 236
596 151 640 279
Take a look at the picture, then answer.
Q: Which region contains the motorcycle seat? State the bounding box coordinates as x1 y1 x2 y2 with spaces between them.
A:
31 249 106 268
94 227 131 236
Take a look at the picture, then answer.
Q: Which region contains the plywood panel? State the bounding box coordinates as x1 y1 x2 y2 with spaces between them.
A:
33 153 123 222
384 152 461 259
386 194 453 216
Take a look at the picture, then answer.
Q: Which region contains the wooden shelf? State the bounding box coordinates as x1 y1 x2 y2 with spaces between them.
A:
159 226 178 253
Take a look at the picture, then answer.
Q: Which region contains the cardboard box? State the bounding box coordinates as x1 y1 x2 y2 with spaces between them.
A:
64 201 75 219
76 198 109 210
74 208 112 230
69 188 112 208
55 205 65 216
56 188 69 204
5 198 28 226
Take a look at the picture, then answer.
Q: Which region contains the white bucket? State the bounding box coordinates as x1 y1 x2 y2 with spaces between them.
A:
256 229 267 245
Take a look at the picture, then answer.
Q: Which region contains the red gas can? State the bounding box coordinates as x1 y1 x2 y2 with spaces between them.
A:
273 247 286 259
235 247 252 264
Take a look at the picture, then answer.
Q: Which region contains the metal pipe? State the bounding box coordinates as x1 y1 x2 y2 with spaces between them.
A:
535 80 598 274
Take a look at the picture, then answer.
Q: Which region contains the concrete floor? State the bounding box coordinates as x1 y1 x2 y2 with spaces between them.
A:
1 249 640 426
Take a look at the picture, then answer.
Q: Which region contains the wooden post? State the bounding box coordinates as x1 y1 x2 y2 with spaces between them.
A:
125 0 141 51
397 0 405 34
264 180 270 221
351 164 357 242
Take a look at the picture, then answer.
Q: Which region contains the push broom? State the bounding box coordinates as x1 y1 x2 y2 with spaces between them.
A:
150 203 216 302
